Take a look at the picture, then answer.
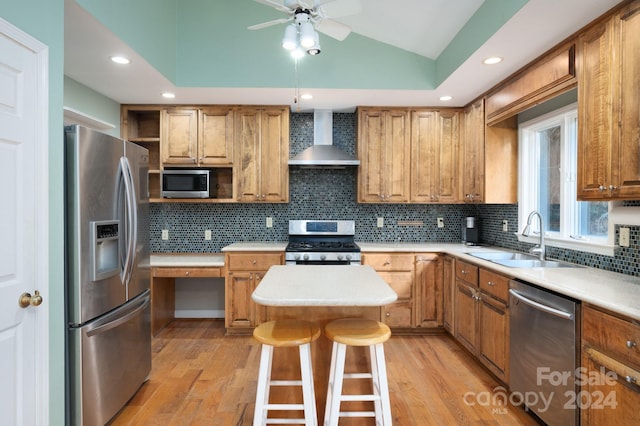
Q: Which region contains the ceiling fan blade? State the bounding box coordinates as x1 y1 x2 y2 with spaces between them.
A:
315 18 351 41
253 0 292 14
316 0 362 17
248 17 292 30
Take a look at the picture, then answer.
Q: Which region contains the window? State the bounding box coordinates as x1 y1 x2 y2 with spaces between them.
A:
518 103 612 254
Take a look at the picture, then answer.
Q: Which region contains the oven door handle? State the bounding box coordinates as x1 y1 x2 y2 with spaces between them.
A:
509 289 573 320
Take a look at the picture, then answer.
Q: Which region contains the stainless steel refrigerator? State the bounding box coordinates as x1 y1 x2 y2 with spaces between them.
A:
64 125 151 426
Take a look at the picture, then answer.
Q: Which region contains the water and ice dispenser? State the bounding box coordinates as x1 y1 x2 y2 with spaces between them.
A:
90 220 120 281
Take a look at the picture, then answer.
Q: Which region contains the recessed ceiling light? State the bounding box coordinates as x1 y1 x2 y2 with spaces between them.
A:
161 92 175 99
483 56 503 65
301 93 313 100
439 95 453 101
110 56 130 65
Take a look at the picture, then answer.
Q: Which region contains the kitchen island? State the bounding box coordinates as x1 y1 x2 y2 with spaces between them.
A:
252 264 397 424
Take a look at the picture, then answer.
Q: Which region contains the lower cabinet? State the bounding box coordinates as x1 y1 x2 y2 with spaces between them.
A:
362 252 443 330
581 304 640 425
442 255 455 333
225 252 283 333
454 259 510 383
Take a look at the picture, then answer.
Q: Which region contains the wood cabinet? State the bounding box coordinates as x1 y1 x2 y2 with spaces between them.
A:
121 106 162 199
442 255 455 334
357 108 411 203
577 1 640 200
460 99 518 204
454 259 510 383
225 252 284 333
162 107 234 167
415 253 443 327
363 253 416 328
235 107 289 202
410 110 460 203
581 304 640 425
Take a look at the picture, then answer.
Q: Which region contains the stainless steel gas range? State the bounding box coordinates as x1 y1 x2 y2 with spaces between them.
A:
285 220 361 265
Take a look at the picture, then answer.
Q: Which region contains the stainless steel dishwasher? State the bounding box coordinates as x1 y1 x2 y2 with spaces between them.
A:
509 279 580 426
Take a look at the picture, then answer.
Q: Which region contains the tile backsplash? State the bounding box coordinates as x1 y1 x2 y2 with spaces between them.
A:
150 112 639 278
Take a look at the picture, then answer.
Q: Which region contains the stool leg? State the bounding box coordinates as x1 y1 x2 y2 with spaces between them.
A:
253 344 273 426
324 341 338 425
373 343 392 425
325 342 347 426
369 344 383 424
299 342 318 426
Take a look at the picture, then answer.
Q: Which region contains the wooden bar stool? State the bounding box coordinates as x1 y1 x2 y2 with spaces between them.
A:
324 318 392 426
253 319 321 426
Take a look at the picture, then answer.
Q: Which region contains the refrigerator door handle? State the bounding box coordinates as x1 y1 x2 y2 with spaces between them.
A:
119 156 137 287
86 293 149 337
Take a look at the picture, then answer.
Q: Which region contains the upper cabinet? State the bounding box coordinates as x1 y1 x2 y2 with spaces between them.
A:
162 107 234 166
411 109 461 203
460 99 517 204
357 108 411 203
235 106 289 203
577 0 640 200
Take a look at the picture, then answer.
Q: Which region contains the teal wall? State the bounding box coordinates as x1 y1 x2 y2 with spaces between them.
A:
0 1 65 425
64 76 121 137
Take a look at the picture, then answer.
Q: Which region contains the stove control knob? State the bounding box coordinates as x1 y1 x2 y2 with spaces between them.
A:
346 254 352 261
321 255 327 261
337 255 344 261
303 254 310 261
294 254 301 261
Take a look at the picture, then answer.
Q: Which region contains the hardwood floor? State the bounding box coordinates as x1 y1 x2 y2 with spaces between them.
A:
110 319 540 425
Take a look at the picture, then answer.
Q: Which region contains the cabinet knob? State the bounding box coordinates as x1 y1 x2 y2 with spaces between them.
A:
185 271 190 276
609 185 618 191
252 260 257 264
461 270 467 275
598 185 606 191
386 312 390 317
487 281 495 286
625 375 637 384
627 340 637 349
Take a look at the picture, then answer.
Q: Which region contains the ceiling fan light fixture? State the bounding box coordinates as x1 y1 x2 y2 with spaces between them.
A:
291 46 306 59
282 24 298 50
306 32 321 55
299 22 316 48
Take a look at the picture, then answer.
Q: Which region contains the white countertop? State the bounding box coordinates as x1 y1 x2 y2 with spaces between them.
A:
221 242 288 252
252 265 398 307
151 253 225 267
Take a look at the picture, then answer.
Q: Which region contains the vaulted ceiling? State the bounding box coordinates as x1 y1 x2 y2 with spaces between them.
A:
64 0 622 111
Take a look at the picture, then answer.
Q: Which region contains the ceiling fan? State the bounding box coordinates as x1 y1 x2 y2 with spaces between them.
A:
249 0 361 55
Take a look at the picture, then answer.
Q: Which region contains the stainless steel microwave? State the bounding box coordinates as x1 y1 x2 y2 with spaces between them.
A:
161 170 209 198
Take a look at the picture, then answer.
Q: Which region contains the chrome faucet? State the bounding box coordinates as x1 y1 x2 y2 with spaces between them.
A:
522 210 545 261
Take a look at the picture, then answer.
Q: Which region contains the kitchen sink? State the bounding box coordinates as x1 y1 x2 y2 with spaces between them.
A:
491 259 581 268
467 251 581 268
467 251 539 261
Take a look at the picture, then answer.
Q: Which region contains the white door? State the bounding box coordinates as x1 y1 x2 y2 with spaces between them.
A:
0 18 50 425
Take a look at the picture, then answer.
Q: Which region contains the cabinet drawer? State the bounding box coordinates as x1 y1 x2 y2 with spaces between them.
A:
226 253 283 270
455 260 478 286
479 269 509 302
363 253 413 271
583 305 640 368
377 271 413 300
152 267 222 278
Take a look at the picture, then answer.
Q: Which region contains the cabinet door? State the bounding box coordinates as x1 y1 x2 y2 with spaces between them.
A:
378 271 415 328
235 108 261 201
358 109 410 202
410 110 438 202
434 110 460 203
260 107 289 202
615 2 640 198
478 293 509 383
461 100 484 202
454 280 478 354
199 107 234 165
442 256 455 333
415 253 442 328
577 19 615 200
225 271 256 328
581 348 640 425
162 108 198 165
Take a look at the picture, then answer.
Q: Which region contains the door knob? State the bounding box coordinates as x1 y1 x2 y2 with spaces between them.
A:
19 290 43 308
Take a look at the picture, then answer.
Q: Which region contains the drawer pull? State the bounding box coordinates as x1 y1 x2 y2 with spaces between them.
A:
461 270 467 275
625 376 637 384
627 340 637 349
487 281 495 286
185 271 190 276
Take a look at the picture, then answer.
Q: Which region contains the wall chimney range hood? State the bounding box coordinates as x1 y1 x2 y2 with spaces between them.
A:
288 109 360 166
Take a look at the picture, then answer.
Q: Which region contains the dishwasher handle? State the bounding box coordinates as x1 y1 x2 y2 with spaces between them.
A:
509 288 574 320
